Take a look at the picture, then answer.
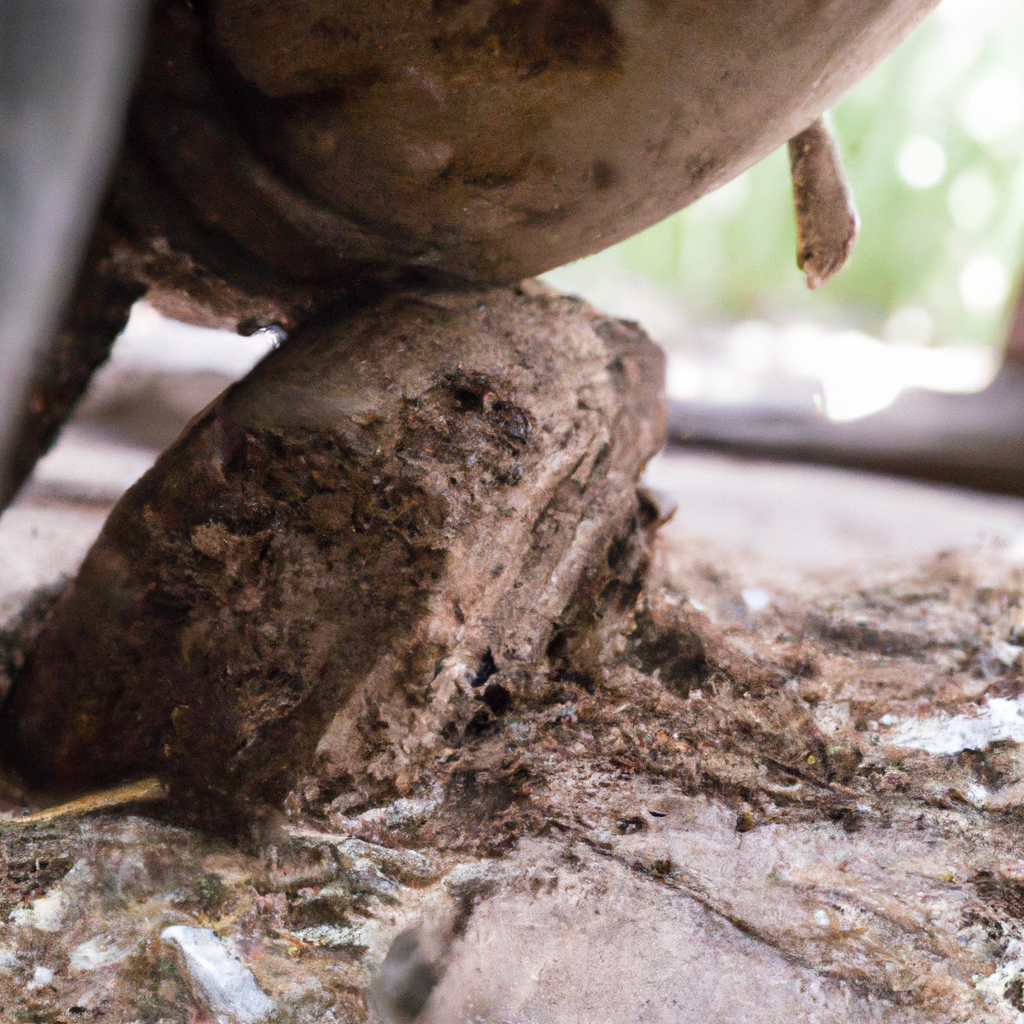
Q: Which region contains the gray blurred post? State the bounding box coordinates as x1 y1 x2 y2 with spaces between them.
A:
0 0 148 504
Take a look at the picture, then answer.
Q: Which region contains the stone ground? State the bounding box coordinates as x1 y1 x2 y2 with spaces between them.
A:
5 334 1024 1021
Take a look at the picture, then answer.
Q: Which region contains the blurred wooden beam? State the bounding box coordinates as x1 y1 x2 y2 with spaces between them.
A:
667 362 1024 496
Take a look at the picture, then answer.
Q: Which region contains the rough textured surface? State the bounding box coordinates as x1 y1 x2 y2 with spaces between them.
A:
204 0 935 284
5 521 1024 1020
105 0 939 307
0 284 665 826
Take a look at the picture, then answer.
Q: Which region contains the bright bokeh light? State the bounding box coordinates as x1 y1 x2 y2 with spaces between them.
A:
897 136 946 188
947 168 997 230
959 254 1010 311
545 0 1024 355
781 328 996 420
960 70 1024 143
882 305 936 346
661 321 997 421
542 0 1024 419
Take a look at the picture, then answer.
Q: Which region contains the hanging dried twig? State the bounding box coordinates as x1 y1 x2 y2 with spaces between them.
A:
789 117 860 289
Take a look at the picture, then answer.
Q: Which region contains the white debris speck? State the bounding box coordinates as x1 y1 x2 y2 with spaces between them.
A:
27 965 54 989
965 784 989 809
993 641 1024 667
884 697 1024 755
161 926 273 1023
813 702 851 737
69 937 134 971
293 922 374 950
10 889 66 932
813 909 830 928
353 794 442 829
740 588 771 612
976 937 1024 1003
443 859 509 894
879 714 898 727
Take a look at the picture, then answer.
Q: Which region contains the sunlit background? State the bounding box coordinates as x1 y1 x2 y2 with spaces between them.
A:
543 0 1024 421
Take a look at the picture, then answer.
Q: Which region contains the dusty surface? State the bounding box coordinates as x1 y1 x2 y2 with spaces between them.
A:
6 483 1024 1019
6 316 1024 1019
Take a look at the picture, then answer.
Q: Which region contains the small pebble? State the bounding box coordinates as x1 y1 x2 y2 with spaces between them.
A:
161 926 273 1024
27 965 53 989
993 641 1023 668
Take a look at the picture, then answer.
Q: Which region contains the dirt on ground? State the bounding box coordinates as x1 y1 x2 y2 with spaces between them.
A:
4 485 1024 1021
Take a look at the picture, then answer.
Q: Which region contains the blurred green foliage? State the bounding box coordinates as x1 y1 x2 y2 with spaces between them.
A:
551 0 1024 348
